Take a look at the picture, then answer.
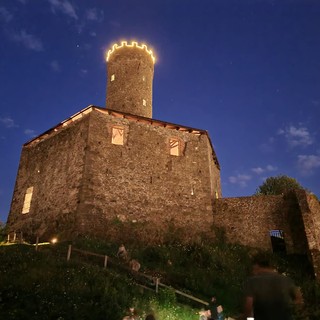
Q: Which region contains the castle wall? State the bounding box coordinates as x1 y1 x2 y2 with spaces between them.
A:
212 194 309 254
76 109 221 242
295 191 320 280
7 116 90 240
7 108 221 243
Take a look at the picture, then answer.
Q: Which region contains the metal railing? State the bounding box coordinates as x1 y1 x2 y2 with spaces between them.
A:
66 244 209 306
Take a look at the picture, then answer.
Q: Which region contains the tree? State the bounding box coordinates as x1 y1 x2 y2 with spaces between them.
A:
254 175 305 196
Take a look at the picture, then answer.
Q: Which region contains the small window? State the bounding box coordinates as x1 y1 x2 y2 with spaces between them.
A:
142 75 146 81
215 191 219 199
111 74 115 82
112 126 124 145
143 99 147 106
22 186 33 214
169 138 181 156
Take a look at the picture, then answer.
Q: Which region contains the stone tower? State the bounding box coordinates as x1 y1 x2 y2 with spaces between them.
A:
106 41 155 118
6 39 222 245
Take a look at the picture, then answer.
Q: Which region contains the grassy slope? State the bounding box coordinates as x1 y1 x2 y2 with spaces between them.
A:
1 238 319 320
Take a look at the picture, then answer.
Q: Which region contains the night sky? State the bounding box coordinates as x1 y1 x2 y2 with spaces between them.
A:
0 0 319 223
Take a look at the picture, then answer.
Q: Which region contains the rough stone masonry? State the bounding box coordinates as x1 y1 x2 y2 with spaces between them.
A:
6 41 320 280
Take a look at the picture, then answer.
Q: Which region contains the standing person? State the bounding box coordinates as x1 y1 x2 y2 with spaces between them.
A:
243 252 303 320
208 296 224 320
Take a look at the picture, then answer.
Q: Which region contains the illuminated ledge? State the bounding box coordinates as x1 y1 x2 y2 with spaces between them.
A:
106 41 156 63
24 107 94 147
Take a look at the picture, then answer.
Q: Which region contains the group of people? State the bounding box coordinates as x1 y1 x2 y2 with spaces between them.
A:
120 243 304 320
199 296 224 320
117 244 141 272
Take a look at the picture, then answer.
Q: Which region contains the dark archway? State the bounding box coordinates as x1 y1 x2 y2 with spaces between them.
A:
270 230 287 253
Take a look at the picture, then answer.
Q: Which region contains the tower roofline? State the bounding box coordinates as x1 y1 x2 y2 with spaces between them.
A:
106 41 156 63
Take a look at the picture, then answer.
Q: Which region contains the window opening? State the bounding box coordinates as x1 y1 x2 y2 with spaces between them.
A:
112 126 124 145
169 138 180 156
111 74 115 81
143 99 147 106
22 186 33 214
270 230 286 253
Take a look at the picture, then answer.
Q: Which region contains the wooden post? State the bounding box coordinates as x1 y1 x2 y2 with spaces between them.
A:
35 236 39 251
67 244 72 261
13 232 16 242
20 232 23 243
104 255 108 268
155 278 159 293
7 234 10 242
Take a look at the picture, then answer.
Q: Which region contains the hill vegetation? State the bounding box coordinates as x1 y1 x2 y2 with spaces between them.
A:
1 232 320 319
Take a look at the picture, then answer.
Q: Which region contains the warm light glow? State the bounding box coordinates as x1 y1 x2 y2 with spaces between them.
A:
22 186 33 214
51 237 58 244
106 41 156 63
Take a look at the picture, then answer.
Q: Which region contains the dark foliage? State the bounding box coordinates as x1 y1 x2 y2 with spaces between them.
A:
255 175 305 195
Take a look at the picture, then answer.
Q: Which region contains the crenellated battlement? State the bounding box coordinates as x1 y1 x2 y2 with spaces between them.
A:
106 41 156 63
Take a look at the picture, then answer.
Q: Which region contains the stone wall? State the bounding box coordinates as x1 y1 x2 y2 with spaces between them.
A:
7 108 221 243
7 115 90 240
76 109 221 243
212 194 310 254
6 103 320 279
296 191 320 280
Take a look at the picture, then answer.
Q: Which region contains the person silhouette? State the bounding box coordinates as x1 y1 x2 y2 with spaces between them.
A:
243 252 303 320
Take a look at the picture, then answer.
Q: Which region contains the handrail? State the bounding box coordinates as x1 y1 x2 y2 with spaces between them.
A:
67 244 209 306
158 282 209 306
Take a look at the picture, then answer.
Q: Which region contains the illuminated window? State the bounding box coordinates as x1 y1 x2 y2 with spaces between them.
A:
112 126 124 145
143 99 147 106
142 76 146 81
215 191 219 199
111 74 115 81
22 186 33 214
169 138 181 156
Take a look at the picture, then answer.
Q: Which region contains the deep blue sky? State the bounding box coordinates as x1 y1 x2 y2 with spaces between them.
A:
0 0 319 223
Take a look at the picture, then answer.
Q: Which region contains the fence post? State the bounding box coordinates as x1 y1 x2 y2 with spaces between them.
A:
104 255 108 268
13 232 16 242
7 234 10 242
67 244 72 261
35 236 39 251
155 278 159 293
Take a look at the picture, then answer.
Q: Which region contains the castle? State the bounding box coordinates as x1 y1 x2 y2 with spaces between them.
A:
6 41 320 280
